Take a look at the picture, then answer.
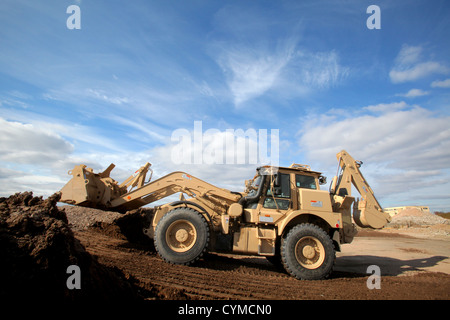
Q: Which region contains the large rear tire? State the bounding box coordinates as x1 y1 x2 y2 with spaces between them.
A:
281 223 335 280
154 207 209 265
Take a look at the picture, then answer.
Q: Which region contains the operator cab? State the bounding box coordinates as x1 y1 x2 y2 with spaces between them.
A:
243 164 327 211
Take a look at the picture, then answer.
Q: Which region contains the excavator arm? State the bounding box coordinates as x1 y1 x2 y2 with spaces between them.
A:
59 163 242 213
110 171 242 212
331 150 391 229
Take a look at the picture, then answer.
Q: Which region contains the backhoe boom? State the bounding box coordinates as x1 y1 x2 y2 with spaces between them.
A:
332 150 391 229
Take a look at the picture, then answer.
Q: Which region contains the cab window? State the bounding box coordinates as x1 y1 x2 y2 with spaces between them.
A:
295 174 317 190
267 173 291 198
264 173 291 210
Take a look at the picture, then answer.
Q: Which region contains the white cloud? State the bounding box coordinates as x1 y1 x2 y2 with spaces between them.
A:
0 116 274 197
216 44 349 106
151 143 256 192
299 104 450 170
363 101 408 113
431 78 450 88
0 118 78 196
292 50 350 89
394 45 423 66
216 42 295 106
374 169 449 198
390 45 449 83
0 118 73 165
86 88 130 105
0 108 128 154
298 103 450 209
148 124 283 192
0 169 66 197
395 88 430 98
211 6 350 106
0 117 134 196
390 62 446 83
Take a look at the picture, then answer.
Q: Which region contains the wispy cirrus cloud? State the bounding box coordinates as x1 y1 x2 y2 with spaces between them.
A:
290 50 350 89
210 4 350 107
214 41 350 106
215 41 296 106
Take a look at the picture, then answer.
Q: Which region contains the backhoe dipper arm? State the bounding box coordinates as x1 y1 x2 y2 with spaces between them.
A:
333 150 391 229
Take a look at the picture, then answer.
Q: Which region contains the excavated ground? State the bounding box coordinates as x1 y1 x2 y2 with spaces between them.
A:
74 229 450 300
2 192 449 301
65 204 450 300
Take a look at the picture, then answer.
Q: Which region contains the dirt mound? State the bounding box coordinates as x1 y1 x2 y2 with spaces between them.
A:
388 208 449 227
64 205 154 247
0 192 144 301
395 208 431 217
63 205 123 231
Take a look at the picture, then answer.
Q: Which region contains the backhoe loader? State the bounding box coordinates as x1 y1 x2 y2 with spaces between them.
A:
59 150 390 280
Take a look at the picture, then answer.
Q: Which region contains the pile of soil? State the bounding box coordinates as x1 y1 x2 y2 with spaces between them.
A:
64 205 154 246
0 192 144 301
63 205 123 231
388 208 449 227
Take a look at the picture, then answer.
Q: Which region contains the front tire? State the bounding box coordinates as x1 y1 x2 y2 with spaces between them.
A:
281 223 335 280
154 207 209 265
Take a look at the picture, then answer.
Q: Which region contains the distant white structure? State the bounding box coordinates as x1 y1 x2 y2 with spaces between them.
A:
384 206 430 217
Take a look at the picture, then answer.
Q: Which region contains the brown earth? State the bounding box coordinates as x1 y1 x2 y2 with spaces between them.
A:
0 192 145 301
65 205 450 300
1 192 449 301
75 228 450 300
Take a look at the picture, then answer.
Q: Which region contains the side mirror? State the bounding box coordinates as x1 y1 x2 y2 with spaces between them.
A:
319 175 327 185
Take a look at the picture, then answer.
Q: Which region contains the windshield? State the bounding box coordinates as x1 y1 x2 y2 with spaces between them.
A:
251 175 262 189
246 175 262 196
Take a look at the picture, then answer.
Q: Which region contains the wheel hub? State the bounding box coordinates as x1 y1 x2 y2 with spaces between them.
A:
294 236 325 270
175 229 189 242
302 245 316 259
166 219 197 253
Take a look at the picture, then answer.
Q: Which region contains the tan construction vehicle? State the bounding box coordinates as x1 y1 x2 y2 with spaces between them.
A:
59 150 390 280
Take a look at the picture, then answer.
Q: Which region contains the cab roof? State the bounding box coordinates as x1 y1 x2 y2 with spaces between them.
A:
257 164 322 176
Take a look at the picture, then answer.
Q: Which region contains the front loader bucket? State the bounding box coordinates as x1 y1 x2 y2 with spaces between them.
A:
60 165 90 206
60 164 124 208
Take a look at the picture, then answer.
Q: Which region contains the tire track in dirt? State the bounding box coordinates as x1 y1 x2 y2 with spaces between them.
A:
95 249 284 299
75 230 450 300
77 231 304 299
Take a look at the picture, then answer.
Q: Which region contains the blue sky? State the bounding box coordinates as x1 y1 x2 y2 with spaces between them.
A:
1 0 450 212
